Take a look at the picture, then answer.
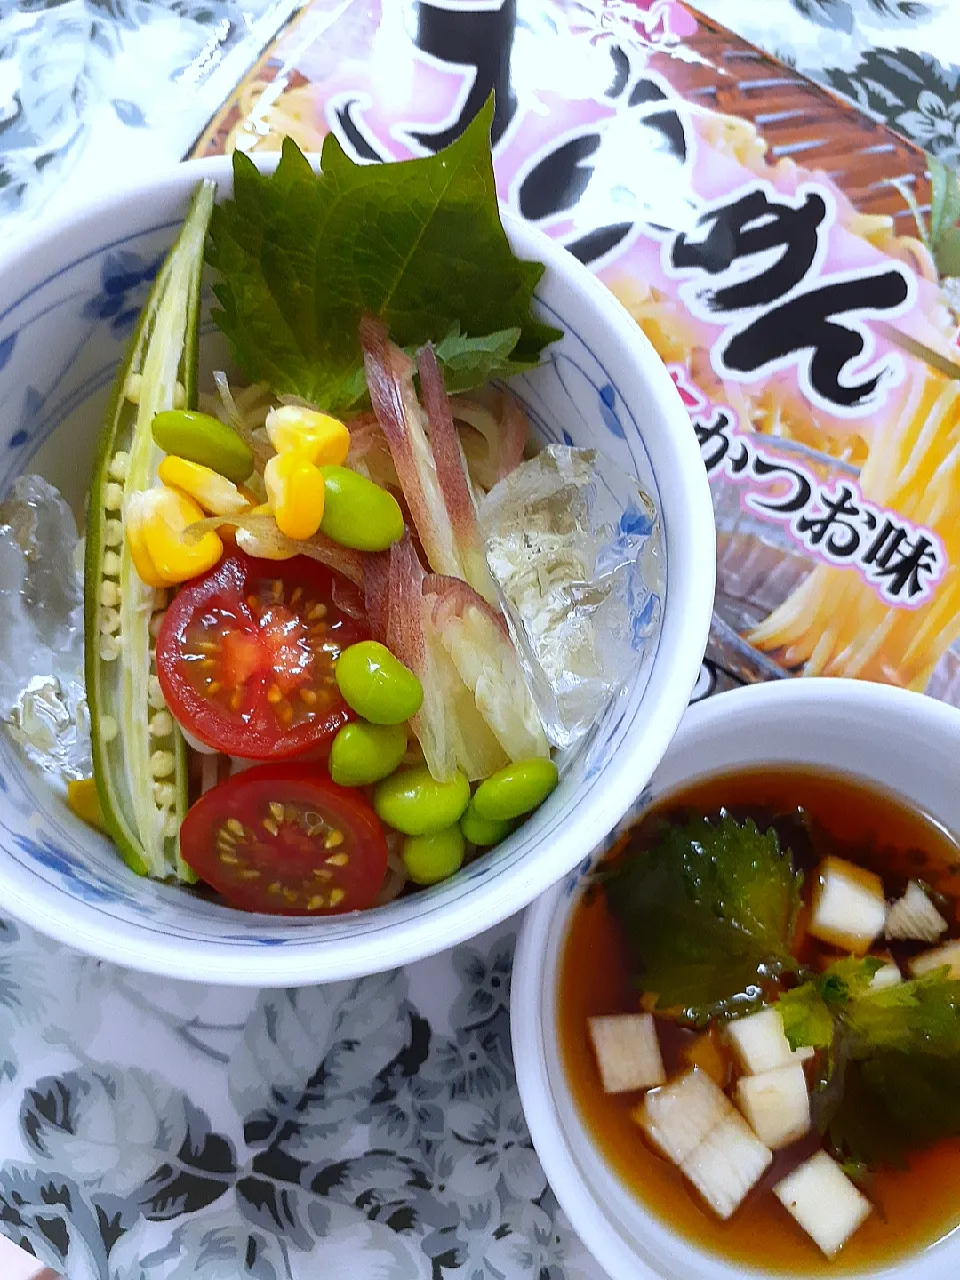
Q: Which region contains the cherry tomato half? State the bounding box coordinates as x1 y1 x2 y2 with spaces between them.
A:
179 764 388 914
157 550 367 759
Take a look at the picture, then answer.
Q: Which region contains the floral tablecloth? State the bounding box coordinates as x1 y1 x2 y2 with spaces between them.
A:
0 2 958 1278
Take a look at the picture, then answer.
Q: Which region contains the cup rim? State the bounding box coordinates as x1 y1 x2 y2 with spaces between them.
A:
512 676 960 1280
0 157 716 984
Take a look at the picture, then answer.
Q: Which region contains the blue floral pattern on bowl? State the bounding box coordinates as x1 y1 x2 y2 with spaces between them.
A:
0 182 687 975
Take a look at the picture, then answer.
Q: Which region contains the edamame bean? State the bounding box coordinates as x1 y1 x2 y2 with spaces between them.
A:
152 410 254 483
319 465 404 551
402 826 466 885
335 641 423 724
472 758 559 822
460 799 514 847
329 722 407 787
374 765 470 836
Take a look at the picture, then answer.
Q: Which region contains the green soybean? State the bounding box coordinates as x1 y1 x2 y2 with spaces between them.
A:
472 758 559 822
402 827 466 885
335 641 423 724
329 722 407 788
460 799 514 847
374 766 470 836
319 465 404 551
151 409 253 483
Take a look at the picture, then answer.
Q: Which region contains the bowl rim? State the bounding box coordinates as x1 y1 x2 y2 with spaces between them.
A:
0 156 715 984
511 676 960 1280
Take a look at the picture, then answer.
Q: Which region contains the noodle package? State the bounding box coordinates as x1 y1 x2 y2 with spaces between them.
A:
193 0 960 706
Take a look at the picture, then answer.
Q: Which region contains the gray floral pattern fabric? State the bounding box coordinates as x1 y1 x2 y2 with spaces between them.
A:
0 915 599 1278
0 1 958 1277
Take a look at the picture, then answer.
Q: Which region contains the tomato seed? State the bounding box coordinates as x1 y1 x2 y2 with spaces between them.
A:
239 868 261 880
268 882 284 895
326 852 349 867
220 853 238 865
283 889 298 903
269 802 285 822
227 818 245 836
300 689 317 706
267 685 283 705
329 888 346 907
263 818 279 837
278 704 294 727
308 603 327 620
307 895 327 910
325 830 345 849
291 587 303 605
312 868 333 880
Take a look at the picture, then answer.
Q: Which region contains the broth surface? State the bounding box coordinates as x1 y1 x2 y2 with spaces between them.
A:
558 767 960 1275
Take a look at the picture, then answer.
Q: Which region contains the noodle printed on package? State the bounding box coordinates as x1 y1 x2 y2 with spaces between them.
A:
194 0 960 706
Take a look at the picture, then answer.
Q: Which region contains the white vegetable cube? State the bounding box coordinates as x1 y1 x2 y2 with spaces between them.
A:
908 939 960 979
723 1009 812 1075
587 1013 665 1094
638 1069 730 1165
735 1064 811 1150
869 957 903 989
680 1110 773 1220
810 856 886 954
885 881 948 942
774 1151 872 1257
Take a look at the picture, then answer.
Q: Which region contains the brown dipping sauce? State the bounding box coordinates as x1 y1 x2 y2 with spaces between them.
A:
558 767 960 1274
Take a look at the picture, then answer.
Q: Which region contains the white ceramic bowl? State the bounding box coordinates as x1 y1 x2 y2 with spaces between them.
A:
0 158 714 985
512 677 960 1280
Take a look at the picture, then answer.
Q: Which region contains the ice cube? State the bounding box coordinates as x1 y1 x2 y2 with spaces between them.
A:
0 476 90 782
480 445 662 748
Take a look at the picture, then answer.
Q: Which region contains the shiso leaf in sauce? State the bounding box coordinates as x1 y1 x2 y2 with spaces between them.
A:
602 812 802 1026
778 958 960 1167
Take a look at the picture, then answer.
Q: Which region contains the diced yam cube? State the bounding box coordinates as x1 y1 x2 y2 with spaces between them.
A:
680 1110 773 1219
908 940 960 979
810 857 886 954
884 881 947 943
774 1151 872 1257
735 1064 811 1150
723 1009 813 1075
868 955 903 989
637 1068 731 1165
587 1013 665 1094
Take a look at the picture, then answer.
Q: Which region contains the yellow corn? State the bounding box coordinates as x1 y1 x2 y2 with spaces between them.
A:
67 778 107 832
126 487 223 586
266 405 350 466
158 455 251 517
264 452 326 541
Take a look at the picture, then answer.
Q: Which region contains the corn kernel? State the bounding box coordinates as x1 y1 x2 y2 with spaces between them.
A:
150 750 176 779
67 779 106 831
125 487 222 587
264 453 326 541
105 482 124 510
266 405 350 466
158 455 251 517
